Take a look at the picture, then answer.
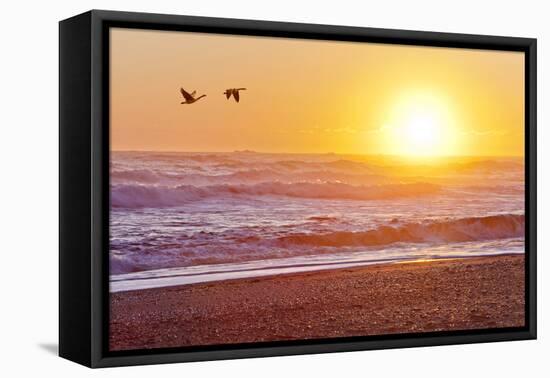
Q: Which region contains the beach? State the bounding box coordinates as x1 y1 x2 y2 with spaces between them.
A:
110 254 525 351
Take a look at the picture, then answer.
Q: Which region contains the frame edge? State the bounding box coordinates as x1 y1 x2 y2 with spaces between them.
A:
59 11 94 368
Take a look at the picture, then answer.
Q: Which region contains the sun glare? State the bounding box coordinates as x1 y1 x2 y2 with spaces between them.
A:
405 114 440 149
380 91 460 158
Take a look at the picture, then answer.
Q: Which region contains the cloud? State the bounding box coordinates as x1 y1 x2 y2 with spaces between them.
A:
298 125 383 135
460 129 510 137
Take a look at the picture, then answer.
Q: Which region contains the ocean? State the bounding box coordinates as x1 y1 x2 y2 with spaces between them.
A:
109 151 525 292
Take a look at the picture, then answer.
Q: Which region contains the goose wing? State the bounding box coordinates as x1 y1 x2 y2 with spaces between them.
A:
225 90 231 99
180 88 195 102
191 90 196 97
233 89 240 102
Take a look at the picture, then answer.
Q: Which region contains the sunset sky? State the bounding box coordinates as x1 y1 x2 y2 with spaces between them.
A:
110 28 524 157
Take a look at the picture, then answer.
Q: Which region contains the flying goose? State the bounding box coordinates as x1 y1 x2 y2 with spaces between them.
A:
180 88 206 104
224 88 247 102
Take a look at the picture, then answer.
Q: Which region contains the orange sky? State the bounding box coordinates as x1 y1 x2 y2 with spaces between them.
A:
110 27 524 157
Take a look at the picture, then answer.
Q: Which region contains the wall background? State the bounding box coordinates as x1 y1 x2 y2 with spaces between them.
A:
0 0 547 376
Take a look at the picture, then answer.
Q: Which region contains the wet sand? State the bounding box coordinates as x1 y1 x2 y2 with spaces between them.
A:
110 254 525 351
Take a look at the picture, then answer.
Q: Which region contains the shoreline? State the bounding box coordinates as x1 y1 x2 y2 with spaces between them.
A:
110 251 525 293
110 254 525 351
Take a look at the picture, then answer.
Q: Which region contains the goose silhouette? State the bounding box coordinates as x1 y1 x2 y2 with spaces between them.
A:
224 88 247 102
180 88 206 104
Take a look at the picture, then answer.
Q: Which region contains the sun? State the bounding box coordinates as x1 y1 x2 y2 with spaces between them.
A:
380 91 460 158
403 113 441 152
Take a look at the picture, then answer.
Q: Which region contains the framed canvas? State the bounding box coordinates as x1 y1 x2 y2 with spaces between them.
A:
59 10 537 368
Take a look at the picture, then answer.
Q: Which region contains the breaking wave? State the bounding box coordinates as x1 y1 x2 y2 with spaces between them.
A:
275 214 524 247
111 181 440 208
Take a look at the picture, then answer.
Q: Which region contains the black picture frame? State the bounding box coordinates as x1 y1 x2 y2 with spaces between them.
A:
59 9 537 368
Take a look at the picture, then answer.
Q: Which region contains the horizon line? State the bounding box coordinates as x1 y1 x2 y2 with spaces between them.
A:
110 149 524 159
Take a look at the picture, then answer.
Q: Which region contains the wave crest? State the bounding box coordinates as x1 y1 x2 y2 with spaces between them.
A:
275 214 524 247
111 181 440 208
